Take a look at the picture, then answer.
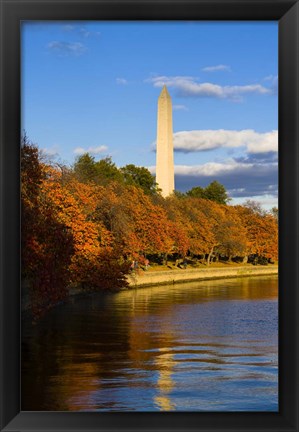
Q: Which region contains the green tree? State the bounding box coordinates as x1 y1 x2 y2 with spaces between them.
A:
186 186 205 199
172 190 186 199
204 180 230 205
73 153 98 183
95 157 123 184
120 164 158 194
73 154 123 185
186 181 230 204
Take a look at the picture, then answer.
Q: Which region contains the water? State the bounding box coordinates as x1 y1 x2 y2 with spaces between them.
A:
21 276 278 411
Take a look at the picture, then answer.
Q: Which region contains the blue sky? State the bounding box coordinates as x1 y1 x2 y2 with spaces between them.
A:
22 21 278 208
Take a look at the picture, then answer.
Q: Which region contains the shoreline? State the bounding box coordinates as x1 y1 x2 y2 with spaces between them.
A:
126 265 278 289
22 265 278 313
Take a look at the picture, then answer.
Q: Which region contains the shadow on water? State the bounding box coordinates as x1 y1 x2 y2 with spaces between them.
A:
22 275 278 411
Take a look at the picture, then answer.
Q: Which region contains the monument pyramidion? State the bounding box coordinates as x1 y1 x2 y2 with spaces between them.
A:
156 85 175 197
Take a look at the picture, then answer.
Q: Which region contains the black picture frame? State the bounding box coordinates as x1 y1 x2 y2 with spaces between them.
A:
0 0 298 431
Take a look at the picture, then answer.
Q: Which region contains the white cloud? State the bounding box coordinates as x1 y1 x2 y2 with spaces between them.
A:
174 161 254 177
264 74 278 94
148 158 277 202
116 78 128 85
173 104 188 111
201 64 231 72
146 75 273 101
148 161 244 176
61 25 100 38
41 145 60 157
74 145 108 155
229 188 246 194
264 74 278 82
231 195 278 211
47 41 87 56
79 27 100 38
245 130 278 153
148 159 277 177
79 27 91 38
267 184 277 191
61 24 75 32
170 129 278 154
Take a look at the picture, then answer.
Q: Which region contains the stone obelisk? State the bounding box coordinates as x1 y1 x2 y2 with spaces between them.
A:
156 85 175 197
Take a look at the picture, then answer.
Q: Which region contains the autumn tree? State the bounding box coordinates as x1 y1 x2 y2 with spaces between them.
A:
179 197 215 257
21 138 74 317
270 206 278 222
236 205 278 262
163 196 215 260
22 136 278 319
162 196 191 257
45 174 130 291
244 199 266 216
98 183 172 257
215 206 248 261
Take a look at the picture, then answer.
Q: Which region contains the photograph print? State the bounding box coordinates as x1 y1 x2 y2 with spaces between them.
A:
21 21 278 412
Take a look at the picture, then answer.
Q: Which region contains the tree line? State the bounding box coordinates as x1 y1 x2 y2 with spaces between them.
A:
21 137 278 317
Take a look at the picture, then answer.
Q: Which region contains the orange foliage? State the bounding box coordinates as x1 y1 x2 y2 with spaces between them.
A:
21 140 278 318
235 206 278 260
93 183 173 256
21 148 74 317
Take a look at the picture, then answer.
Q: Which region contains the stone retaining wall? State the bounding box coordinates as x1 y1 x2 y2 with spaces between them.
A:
127 265 278 288
22 266 278 312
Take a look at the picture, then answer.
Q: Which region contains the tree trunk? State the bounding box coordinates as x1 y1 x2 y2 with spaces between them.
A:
243 255 248 264
207 247 214 266
164 253 168 266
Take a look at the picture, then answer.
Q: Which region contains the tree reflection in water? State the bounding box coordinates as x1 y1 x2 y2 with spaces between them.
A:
22 276 278 411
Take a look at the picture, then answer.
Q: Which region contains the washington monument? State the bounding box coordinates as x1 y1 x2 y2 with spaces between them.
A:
156 85 175 197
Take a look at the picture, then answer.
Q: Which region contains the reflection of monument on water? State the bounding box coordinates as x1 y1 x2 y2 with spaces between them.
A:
156 85 175 198
154 348 176 411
